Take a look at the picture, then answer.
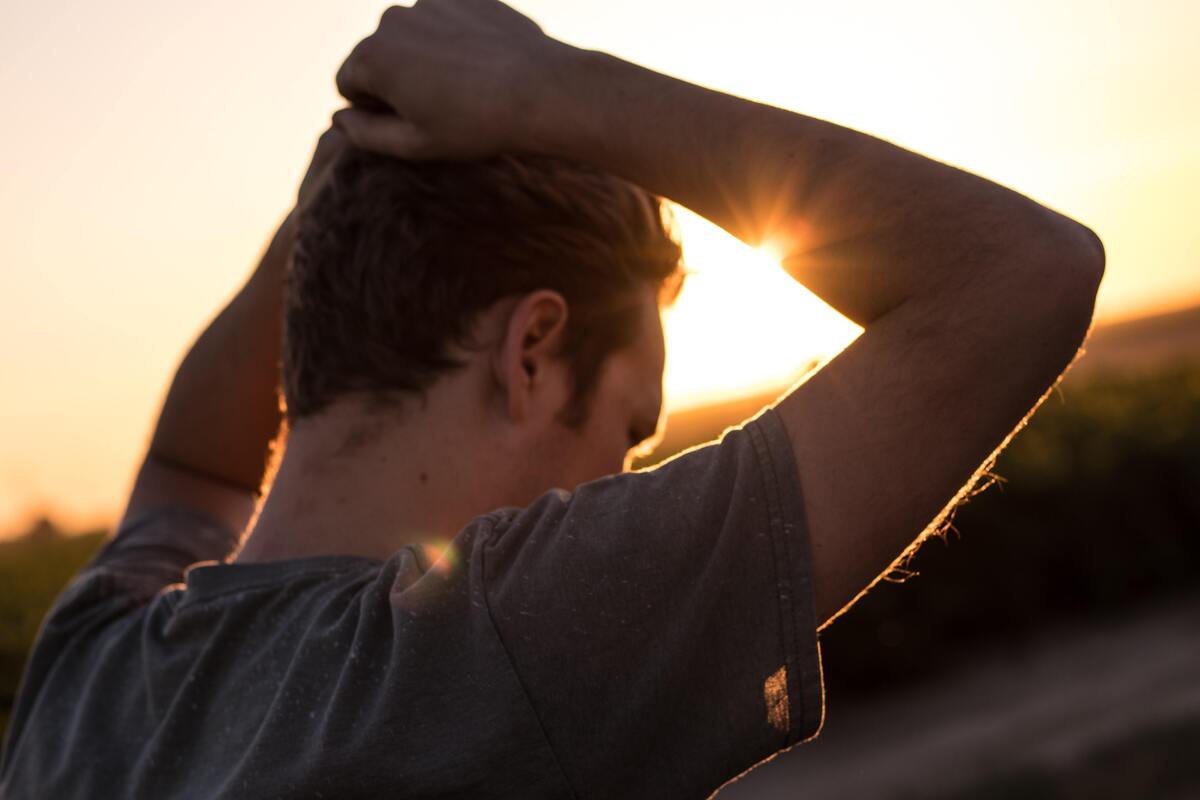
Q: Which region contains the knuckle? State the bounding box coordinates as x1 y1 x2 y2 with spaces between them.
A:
336 39 377 91
380 4 407 24
335 66 367 103
334 58 355 90
317 127 344 149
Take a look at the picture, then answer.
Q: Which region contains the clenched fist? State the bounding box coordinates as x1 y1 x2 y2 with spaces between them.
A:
333 0 565 160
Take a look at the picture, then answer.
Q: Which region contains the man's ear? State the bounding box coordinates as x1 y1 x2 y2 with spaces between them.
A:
493 289 569 423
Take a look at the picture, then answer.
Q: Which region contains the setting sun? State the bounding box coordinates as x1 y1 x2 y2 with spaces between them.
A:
662 206 861 413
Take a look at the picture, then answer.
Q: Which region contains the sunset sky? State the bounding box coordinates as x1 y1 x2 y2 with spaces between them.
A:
1 0 1197 535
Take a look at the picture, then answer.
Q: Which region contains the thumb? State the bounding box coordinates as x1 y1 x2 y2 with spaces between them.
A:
332 108 436 160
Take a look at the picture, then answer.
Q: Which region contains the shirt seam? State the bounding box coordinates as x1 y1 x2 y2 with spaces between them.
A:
175 570 367 603
746 410 816 747
477 516 582 800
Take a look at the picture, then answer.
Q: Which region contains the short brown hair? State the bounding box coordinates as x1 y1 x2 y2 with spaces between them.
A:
283 147 685 428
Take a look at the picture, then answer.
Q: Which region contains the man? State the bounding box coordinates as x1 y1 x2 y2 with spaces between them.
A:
0 1 1104 797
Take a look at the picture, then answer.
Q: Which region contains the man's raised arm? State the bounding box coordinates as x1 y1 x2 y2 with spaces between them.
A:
116 129 346 536
332 0 1104 626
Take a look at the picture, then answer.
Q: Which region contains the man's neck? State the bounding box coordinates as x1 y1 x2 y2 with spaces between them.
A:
236 393 518 564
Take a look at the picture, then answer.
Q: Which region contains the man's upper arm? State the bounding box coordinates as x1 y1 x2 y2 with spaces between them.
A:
479 409 824 797
774 259 1100 627
84 456 254 599
117 454 258 541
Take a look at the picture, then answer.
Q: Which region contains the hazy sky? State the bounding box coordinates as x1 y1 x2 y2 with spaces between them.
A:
1 0 1197 534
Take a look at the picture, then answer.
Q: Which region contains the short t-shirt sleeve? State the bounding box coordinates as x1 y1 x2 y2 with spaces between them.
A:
69 505 242 609
0 507 241 781
479 406 825 799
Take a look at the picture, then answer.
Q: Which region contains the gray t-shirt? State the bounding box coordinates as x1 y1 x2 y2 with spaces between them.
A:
0 407 823 799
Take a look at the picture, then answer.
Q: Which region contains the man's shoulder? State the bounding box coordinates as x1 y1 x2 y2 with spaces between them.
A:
2 531 571 797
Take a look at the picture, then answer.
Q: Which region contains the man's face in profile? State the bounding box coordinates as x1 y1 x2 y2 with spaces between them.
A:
527 286 667 495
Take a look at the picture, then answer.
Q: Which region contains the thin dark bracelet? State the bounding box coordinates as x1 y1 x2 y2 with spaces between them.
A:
145 450 264 497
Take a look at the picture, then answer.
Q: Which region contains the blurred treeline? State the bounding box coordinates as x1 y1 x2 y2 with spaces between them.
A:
820 362 1200 699
0 522 106 740
637 356 1200 701
1 362 1198 743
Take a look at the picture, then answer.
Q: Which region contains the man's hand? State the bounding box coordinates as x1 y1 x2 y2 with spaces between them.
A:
333 0 557 160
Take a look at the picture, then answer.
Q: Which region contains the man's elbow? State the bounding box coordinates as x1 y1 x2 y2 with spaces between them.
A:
1064 220 1106 297
1055 220 1105 328
1018 218 1106 370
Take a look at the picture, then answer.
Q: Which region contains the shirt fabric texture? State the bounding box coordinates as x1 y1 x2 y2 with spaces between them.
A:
0 406 824 799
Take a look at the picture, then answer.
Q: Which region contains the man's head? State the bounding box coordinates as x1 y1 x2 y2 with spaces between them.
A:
281 147 684 498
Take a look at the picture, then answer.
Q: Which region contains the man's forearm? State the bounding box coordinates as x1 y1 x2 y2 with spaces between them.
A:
529 46 1103 326
145 218 292 494
333 4 1102 324
136 129 343 503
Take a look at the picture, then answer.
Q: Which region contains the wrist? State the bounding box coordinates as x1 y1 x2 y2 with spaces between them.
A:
520 42 608 159
517 45 693 197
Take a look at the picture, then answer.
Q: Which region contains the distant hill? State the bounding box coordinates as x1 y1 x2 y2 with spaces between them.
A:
1071 303 1200 379
637 302 1200 468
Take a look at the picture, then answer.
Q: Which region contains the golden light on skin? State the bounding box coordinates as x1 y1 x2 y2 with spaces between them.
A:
660 206 862 415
